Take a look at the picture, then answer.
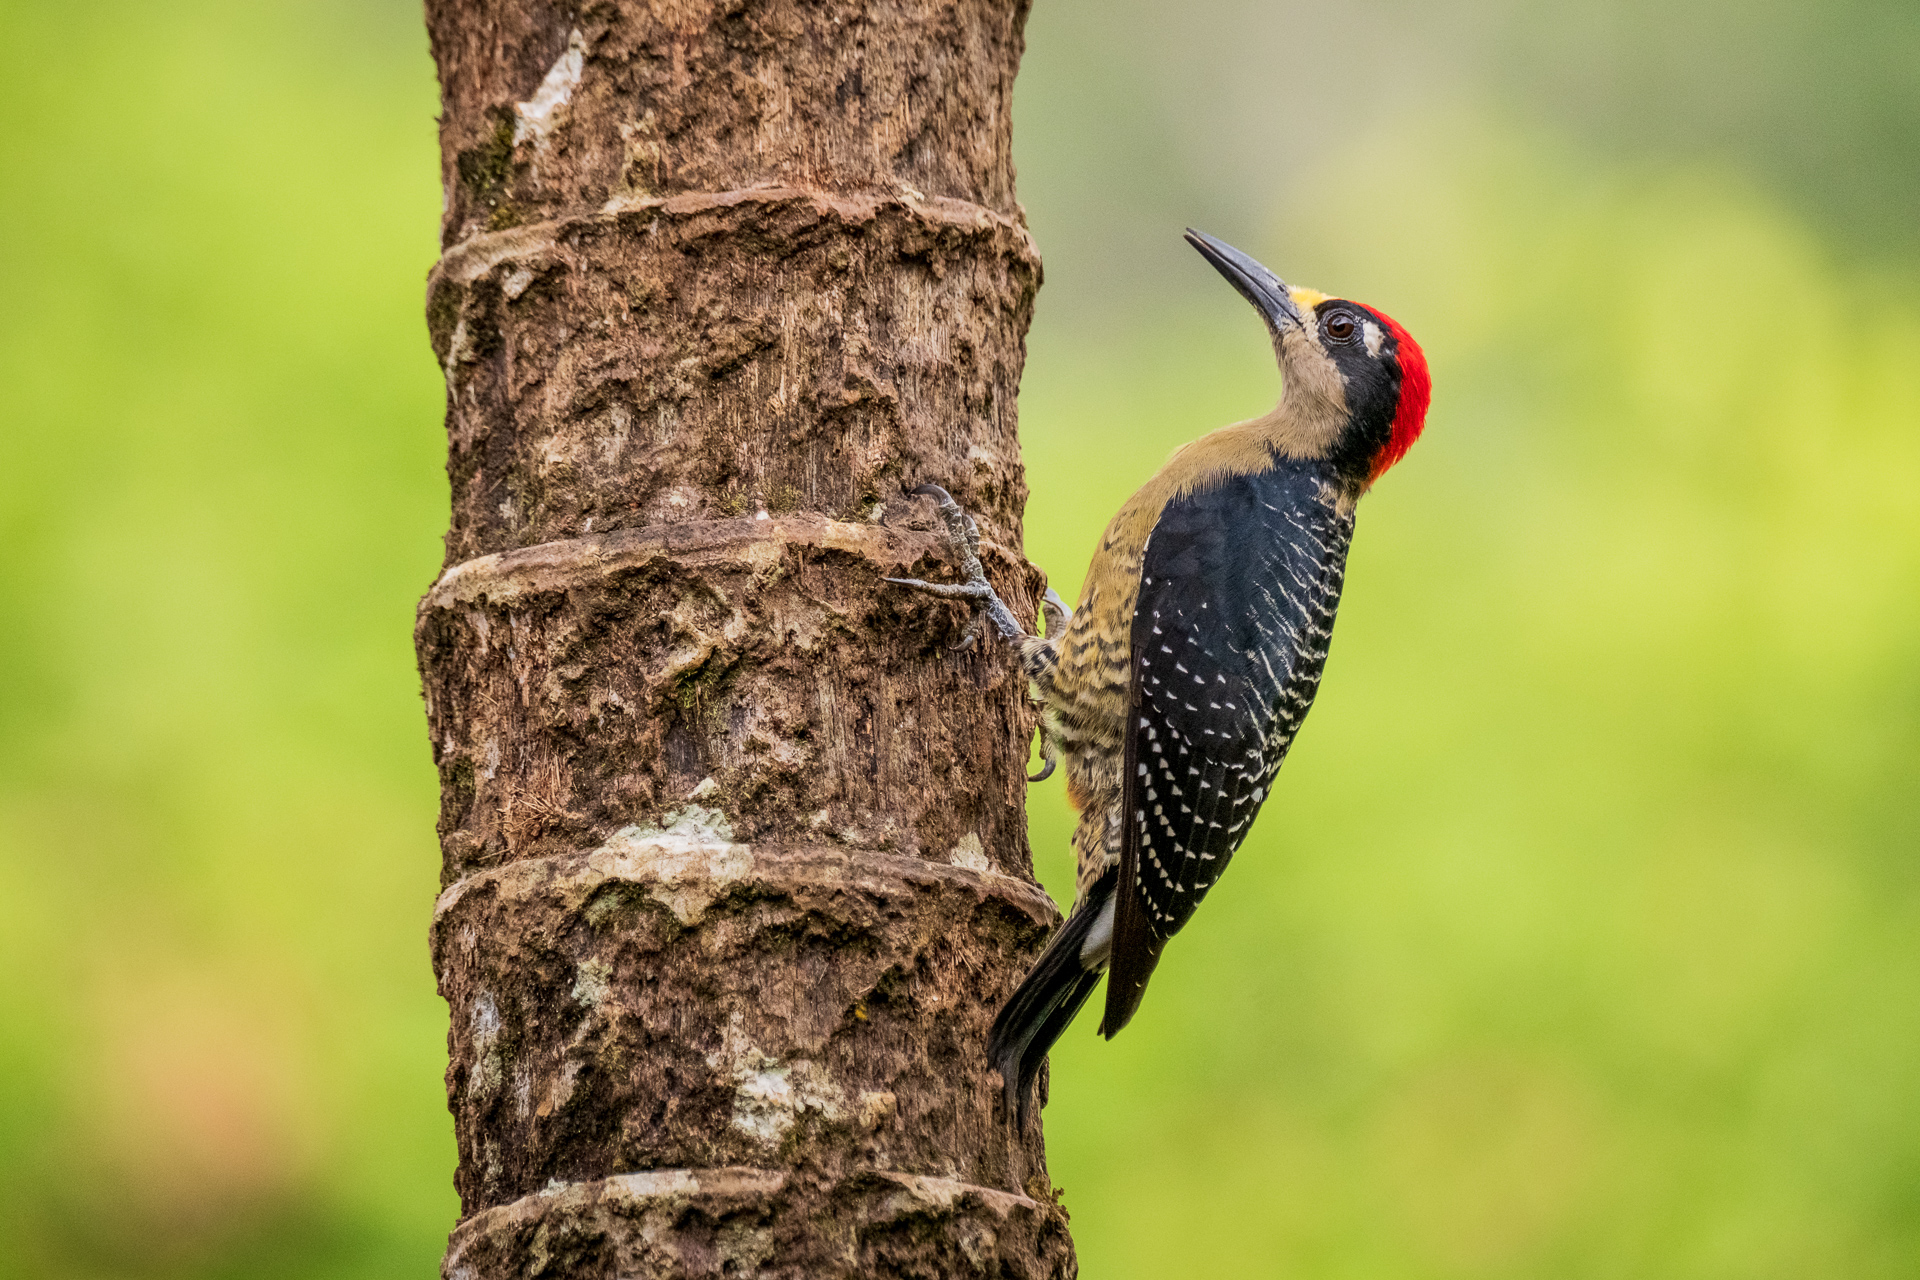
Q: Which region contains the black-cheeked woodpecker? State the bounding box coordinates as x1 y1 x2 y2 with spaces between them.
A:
888 230 1432 1120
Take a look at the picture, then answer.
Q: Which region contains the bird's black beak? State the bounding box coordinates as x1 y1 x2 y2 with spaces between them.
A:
1184 229 1304 332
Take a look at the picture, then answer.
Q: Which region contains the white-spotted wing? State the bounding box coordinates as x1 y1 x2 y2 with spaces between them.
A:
1122 461 1355 941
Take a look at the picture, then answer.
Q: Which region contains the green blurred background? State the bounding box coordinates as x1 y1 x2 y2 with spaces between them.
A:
2 0 1916 1275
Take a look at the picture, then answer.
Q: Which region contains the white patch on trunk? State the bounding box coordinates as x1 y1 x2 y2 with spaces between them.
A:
470 991 504 1098
502 265 536 300
949 832 990 873
570 958 610 1008
513 29 585 148
706 1014 844 1146
588 806 749 925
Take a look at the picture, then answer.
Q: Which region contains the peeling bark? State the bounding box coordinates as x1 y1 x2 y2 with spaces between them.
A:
419 2 1071 1275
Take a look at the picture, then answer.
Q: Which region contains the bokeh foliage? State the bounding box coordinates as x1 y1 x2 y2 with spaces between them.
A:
1 1 1915 1276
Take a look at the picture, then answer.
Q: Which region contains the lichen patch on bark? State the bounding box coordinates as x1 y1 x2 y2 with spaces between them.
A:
512 28 585 149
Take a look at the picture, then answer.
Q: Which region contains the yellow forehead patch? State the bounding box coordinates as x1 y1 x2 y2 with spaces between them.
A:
1289 286 1331 311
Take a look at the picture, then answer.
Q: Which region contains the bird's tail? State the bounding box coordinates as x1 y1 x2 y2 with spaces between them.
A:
987 869 1118 1124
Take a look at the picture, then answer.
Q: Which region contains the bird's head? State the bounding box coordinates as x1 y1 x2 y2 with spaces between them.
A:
1185 229 1431 492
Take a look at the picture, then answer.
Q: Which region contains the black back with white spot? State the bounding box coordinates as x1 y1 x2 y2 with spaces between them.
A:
1123 458 1355 940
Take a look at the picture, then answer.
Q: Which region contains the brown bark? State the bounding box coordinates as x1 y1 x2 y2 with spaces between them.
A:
416 2 1073 1276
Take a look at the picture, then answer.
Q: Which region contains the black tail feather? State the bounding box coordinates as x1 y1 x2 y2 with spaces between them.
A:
1099 881 1164 1039
988 871 1117 1124
1013 970 1102 1119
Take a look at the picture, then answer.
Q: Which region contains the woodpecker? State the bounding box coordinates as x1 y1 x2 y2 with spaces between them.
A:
887 230 1432 1121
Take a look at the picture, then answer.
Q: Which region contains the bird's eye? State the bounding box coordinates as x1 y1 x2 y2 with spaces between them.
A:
1324 312 1357 344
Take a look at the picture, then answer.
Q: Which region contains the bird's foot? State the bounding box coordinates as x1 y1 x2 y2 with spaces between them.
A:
884 484 1028 650
887 486 1070 786
1025 594 1071 783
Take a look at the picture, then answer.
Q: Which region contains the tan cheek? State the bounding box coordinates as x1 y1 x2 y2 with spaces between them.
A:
1281 331 1346 413
1265 330 1351 458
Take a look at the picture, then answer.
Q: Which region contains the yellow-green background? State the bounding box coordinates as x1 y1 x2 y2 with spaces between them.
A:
3 2 1916 1276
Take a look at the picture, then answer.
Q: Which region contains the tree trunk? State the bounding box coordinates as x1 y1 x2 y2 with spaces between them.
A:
415 2 1073 1276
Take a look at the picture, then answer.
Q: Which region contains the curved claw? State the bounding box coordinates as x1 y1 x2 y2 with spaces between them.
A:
1039 587 1071 638
951 612 989 652
1028 718 1060 783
